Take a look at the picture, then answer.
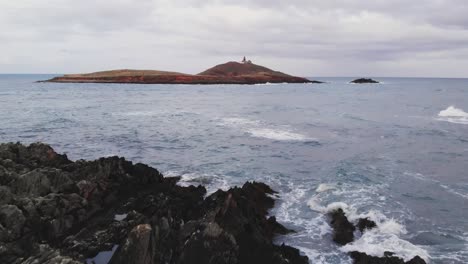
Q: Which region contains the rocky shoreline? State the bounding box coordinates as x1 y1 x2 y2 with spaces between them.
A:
0 143 426 264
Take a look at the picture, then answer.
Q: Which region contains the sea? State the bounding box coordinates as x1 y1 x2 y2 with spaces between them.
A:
0 74 467 263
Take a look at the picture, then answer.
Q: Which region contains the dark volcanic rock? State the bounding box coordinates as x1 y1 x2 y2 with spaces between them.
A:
328 209 426 264
329 208 355 245
0 142 307 264
350 251 427 264
357 218 377 232
350 78 380 84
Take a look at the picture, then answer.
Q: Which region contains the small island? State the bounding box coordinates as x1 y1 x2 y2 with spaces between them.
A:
44 57 314 85
350 78 380 84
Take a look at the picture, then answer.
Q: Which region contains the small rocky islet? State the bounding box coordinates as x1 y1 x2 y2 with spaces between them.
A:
350 78 380 84
0 142 426 264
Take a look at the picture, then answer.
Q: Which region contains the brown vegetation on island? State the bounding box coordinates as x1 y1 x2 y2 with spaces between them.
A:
44 59 312 84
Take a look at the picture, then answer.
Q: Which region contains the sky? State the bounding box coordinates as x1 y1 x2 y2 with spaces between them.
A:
1 0 468 77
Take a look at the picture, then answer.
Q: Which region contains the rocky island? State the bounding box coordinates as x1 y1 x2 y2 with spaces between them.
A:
44 58 313 85
350 78 380 84
0 143 427 264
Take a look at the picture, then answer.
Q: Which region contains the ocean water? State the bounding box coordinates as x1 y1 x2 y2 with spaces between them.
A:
1 75 467 263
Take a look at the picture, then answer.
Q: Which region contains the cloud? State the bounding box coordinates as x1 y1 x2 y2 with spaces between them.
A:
0 0 467 77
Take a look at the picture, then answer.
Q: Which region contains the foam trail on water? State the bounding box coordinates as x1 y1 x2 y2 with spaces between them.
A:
247 128 310 141
437 106 468 124
316 183 336 193
440 184 468 200
254 82 281 86
220 117 316 142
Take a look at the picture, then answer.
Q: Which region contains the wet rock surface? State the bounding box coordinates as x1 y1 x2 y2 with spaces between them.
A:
329 208 355 245
0 142 307 264
328 209 427 264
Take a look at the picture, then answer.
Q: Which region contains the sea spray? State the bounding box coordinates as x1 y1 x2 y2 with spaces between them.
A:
437 106 468 124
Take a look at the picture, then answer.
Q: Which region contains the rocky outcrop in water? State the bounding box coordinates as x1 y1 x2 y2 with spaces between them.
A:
328 209 426 264
350 78 380 84
0 142 307 264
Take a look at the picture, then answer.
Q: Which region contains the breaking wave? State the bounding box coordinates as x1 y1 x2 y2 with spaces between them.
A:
307 183 430 262
167 171 231 195
437 106 468 125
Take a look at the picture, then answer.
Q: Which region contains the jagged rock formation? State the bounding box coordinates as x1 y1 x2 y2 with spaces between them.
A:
328 209 427 264
0 142 428 264
0 142 307 264
43 61 313 84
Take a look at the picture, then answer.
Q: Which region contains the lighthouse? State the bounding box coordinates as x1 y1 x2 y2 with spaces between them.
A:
241 56 252 64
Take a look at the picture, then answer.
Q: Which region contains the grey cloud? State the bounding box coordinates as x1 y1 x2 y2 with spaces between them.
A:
0 0 467 77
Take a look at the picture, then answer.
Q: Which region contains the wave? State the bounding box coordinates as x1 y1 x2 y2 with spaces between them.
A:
307 183 429 262
404 171 468 200
437 106 468 124
315 183 336 193
220 117 316 142
254 82 282 86
440 184 468 200
273 183 351 262
167 171 231 195
340 228 430 262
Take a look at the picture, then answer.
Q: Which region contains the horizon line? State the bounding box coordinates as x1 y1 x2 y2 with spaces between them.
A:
0 73 467 79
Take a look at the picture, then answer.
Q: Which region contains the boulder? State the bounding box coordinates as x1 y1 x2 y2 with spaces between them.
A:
329 208 355 245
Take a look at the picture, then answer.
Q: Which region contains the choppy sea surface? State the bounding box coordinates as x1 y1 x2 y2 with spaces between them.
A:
1 75 467 263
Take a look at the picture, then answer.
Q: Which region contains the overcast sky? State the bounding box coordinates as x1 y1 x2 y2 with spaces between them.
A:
1 0 468 77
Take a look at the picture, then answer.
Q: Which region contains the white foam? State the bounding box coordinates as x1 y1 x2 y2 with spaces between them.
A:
307 195 429 262
294 246 352 264
254 82 280 86
114 214 127 221
437 106 468 124
438 106 468 118
247 128 310 141
441 184 468 200
169 171 231 195
316 183 336 193
341 230 430 262
307 197 327 212
220 117 315 141
275 184 308 223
